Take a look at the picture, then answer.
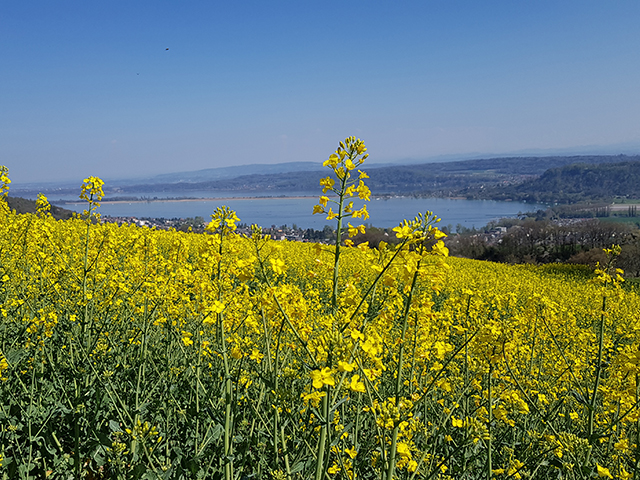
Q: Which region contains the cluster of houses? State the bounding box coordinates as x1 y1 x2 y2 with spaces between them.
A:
101 216 334 243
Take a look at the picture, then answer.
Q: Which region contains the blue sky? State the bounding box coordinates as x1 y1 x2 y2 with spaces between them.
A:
3 1 640 184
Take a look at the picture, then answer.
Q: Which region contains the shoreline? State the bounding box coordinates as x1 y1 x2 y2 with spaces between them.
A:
81 197 640 207
60 195 319 205
57 194 454 205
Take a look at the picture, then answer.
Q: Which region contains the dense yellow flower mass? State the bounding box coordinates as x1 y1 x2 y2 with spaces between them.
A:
1 146 640 479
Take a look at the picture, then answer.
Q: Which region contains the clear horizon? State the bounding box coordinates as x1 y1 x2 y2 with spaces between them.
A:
3 1 640 184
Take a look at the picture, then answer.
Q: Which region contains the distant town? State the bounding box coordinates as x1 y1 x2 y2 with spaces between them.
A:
101 215 336 243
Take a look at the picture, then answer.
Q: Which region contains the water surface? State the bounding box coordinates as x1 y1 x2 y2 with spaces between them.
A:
55 195 543 230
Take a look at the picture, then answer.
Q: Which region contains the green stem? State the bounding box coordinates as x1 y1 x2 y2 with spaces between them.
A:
220 314 234 479
82 213 91 343
314 390 330 480
213 221 235 480
463 296 471 477
280 424 292 480
589 292 607 443
386 255 421 480
487 363 493 480
27 365 35 480
633 373 640 480
76 204 93 480
195 330 201 456
331 176 347 310
635 372 640 480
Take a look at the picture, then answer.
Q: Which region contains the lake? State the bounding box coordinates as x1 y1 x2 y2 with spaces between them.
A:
52 192 544 230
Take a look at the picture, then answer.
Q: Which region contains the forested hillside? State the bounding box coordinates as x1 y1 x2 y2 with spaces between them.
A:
6 196 75 220
469 161 640 203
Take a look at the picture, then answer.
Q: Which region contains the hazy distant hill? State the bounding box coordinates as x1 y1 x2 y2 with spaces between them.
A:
102 155 640 186
113 154 640 197
9 162 326 195
146 162 325 184
13 154 640 200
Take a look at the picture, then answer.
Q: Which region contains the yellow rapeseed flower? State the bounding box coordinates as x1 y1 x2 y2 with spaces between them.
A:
356 180 370 200
396 442 412 459
0 351 8 381
319 176 335 193
80 176 105 203
270 258 286 275
0 165 11 198
337 361 355 372
310 367 335 389
596 464 613 478
393 224 413 239
323 154 339 168
348 375 366 393
344 446 357 459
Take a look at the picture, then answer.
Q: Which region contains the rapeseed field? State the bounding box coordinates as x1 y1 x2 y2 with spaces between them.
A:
1 141 639 479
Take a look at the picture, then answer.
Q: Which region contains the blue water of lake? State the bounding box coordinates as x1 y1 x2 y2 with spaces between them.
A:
53 191 545 230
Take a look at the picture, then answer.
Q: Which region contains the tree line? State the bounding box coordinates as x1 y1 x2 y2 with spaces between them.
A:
446 217 640 276
467 161 640 203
